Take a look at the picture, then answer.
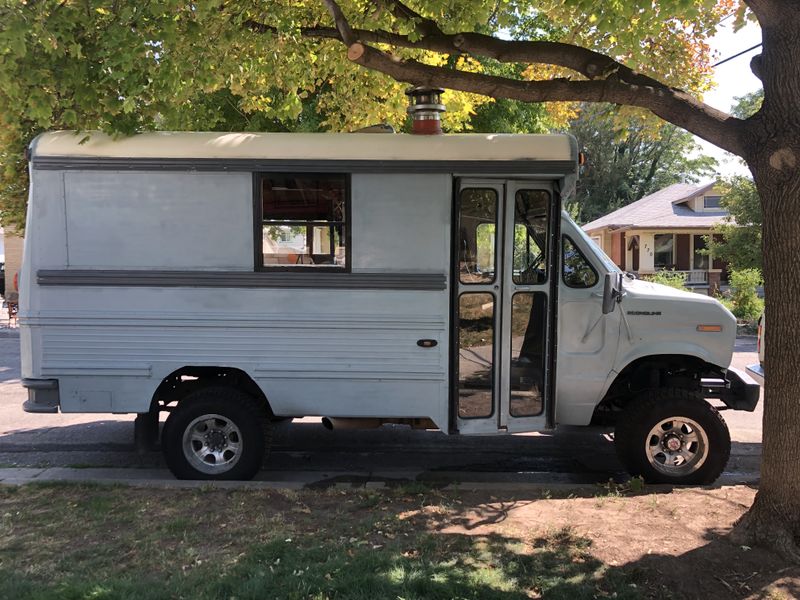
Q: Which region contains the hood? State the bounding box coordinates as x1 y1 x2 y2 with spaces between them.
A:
623 278 721 304
618 277 736 368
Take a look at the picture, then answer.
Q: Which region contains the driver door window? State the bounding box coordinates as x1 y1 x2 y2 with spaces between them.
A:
562 236 599 288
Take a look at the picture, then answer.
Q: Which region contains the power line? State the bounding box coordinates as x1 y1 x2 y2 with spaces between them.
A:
713 43 762 67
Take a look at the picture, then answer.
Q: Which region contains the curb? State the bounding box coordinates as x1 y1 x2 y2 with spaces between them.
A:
0 467 759 491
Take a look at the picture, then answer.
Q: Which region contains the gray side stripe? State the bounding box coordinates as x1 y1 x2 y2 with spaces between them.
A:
32 156 577 175
37 270 447 290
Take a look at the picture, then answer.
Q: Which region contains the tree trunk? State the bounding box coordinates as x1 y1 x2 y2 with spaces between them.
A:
734 163 800 560
731 3 800 561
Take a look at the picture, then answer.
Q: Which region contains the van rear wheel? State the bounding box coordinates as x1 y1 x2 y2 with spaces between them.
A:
614 389 730 485
162 387 269 480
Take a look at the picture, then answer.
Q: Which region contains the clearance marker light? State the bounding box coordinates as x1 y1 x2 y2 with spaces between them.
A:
697 325 723 332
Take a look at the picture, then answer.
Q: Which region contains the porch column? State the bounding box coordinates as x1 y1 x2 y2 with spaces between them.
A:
610 232 623 267
638 232 655 273
708 271 721 295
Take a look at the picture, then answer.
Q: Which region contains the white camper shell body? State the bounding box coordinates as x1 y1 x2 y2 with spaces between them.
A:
20 131 759 483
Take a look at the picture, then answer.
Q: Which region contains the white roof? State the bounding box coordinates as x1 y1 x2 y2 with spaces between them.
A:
582 182 727 232
32 131 575 162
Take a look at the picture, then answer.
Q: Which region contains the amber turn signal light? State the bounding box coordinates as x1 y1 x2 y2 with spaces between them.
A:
696 325 723 332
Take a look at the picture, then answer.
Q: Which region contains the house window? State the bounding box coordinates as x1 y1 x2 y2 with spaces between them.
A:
258 174 348 269
704 195 722 209
653 234 674 268
693 235 709 270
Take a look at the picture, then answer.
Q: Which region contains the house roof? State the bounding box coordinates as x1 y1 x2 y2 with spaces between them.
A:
582 182 728 232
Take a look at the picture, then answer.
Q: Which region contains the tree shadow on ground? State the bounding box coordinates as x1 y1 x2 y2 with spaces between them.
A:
607 527 800 599
387 489 797 600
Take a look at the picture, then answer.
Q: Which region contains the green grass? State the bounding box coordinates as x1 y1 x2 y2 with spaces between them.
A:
0 483 642 600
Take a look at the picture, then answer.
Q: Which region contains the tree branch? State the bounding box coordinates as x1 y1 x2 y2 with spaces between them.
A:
245 18 668 86
320 0 357 45
376 0 444 37
346 44 746 156
243 20 426 49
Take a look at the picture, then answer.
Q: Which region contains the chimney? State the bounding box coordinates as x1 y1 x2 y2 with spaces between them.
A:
405 87 446 135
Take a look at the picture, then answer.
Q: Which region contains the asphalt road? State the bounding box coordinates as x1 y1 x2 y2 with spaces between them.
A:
0 329 762 485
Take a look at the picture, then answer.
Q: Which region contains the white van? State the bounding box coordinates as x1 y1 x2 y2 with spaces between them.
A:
19 129 759 483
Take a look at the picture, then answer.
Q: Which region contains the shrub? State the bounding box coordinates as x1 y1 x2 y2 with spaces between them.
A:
728 268 763 321
643 270 688 290
717 296 736 314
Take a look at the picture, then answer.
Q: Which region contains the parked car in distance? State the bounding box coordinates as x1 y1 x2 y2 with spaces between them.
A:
747 312 764 386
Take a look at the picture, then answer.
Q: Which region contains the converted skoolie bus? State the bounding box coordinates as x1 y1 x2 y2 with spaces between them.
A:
20 123 759 483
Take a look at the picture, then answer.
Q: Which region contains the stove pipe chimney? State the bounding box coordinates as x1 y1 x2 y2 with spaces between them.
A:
405 86 446 135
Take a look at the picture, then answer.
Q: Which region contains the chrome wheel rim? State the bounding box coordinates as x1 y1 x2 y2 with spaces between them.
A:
645 416 709 477
182 414 243 475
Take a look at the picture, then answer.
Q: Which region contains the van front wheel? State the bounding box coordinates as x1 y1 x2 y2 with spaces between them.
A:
614 389 730 485
162 387 268 480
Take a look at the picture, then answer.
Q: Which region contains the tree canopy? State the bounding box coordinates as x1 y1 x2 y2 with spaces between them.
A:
568 104 717 224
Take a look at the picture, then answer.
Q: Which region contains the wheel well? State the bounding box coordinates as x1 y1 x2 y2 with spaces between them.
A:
590 354 723 426
150 366 272 416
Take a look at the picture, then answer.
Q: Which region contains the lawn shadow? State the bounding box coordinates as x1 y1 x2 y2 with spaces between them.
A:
599 526 800 599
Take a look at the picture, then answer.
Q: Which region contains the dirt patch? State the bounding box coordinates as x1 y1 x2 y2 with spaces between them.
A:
417 485 798 599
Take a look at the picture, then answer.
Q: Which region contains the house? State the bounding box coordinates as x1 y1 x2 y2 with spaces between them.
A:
582 182 729 293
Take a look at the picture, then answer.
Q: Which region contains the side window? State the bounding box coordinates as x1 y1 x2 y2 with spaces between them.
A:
562 236 598 288
512 190 549 285
458 188 498 284
258 174 348 269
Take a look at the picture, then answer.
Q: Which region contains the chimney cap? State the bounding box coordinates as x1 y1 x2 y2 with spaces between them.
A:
406 86 446 134
405 86 445 96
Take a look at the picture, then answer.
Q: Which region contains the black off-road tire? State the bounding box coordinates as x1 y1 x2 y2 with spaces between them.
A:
162 386 271 480
614 388 730 485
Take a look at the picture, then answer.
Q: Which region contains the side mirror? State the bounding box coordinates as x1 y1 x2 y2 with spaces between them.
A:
602 273 616 314
602 272 626 314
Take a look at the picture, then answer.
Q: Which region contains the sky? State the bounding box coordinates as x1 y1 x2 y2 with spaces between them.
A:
695 18 763 177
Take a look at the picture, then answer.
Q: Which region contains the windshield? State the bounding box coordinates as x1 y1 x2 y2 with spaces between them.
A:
562 211 621 274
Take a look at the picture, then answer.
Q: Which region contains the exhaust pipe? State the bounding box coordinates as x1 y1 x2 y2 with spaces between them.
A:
322 417 383 430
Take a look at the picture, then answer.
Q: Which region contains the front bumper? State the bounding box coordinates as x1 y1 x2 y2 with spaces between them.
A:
746 363 764 387
22 378 60 413
701 366 760 412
